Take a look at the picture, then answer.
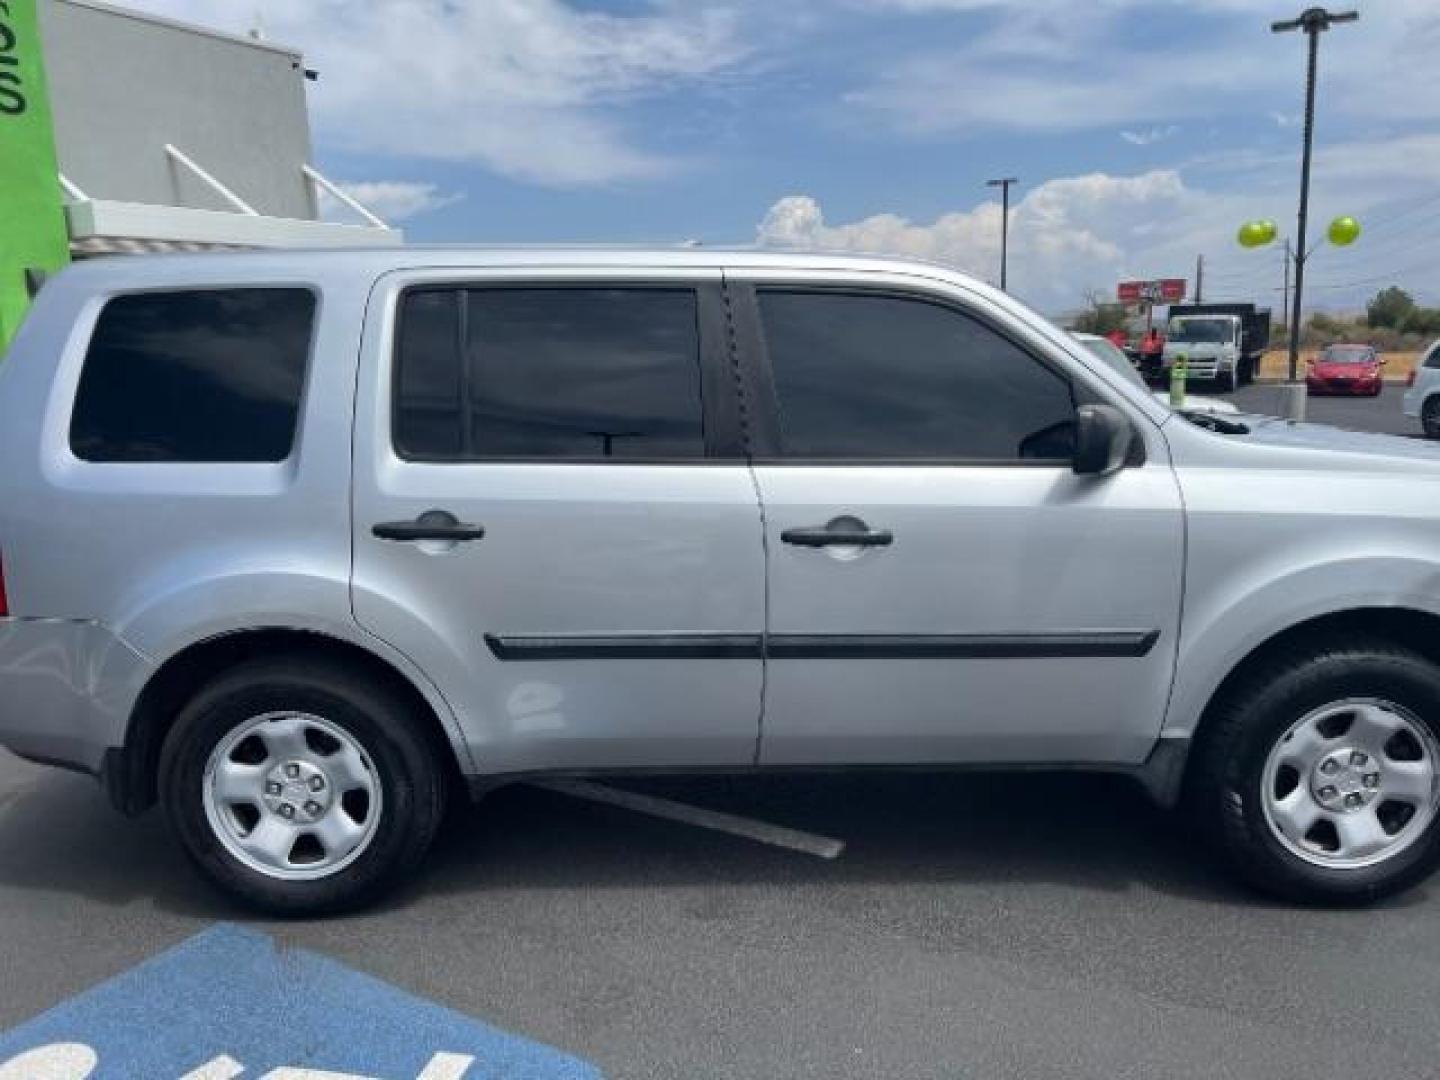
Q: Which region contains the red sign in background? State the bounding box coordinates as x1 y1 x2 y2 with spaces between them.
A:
1117 279 1187 303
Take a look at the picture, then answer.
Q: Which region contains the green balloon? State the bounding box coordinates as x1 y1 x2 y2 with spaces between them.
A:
1328 215 1361 246
1237 220 1276 248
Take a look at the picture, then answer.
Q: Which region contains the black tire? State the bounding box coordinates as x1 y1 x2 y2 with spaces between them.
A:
1219 367 1238 394
1422 398 1440 439
159 656 447 915
1187 640 1440 905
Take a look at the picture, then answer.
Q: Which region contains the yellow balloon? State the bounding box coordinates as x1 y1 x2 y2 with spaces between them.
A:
1328 215 1361 246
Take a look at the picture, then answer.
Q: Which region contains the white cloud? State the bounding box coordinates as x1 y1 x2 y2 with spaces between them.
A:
756 175 1169 312
756 147 1440 314
318 181 463 224
1121 125 1178 146
121 0 747 185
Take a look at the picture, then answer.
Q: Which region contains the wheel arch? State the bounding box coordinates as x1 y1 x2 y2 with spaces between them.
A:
105 627 470 815
1139 606 1440 807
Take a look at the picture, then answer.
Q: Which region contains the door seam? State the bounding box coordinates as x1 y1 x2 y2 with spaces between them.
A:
723 269 769 766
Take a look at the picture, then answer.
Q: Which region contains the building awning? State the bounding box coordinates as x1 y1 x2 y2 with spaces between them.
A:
65 199 403 253
70 235 249 256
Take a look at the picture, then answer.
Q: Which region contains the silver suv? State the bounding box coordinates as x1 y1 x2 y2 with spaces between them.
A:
5 249 1440 913
1403 338 1440 438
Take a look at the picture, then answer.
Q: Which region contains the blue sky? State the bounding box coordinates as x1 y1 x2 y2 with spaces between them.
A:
133 0 1440 314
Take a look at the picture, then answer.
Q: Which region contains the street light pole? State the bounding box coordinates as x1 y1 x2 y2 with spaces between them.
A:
986 177 1017 291
1272 7 1358 414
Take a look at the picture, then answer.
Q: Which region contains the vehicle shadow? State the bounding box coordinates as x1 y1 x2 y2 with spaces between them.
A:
413 772 1249 907
0 761 1427 918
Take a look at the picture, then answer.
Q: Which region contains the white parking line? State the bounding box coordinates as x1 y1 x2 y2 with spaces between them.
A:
531 778 846 860
179 1056 243 1080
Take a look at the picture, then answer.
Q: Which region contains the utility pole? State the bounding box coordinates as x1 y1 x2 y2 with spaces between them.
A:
1272 7 1358 417
1282 238 1292 340
986 177 1017 291
1195 254 1204 302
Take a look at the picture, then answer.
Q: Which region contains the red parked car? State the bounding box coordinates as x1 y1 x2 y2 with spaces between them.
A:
1306 343 1384 396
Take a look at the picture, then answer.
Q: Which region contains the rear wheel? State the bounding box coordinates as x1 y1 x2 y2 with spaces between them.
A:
1188 641 1440 904
159 657 446 914
1422 397 1440 439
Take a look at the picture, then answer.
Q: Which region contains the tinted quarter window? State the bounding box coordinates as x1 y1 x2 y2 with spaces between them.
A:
394 288 705 460
395 289 464 459
71 288 315 463
757 290 1075 460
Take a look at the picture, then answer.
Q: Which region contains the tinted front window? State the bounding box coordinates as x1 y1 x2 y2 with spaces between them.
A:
71 289 315 463
395 288 704 460
758 290 1075 460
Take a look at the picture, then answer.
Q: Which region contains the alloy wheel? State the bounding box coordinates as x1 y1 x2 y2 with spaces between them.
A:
1261 698 1440 870
202 711 383 880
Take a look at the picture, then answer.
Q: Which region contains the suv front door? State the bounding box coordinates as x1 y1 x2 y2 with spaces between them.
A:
352 268 764 774
731 271 1185 766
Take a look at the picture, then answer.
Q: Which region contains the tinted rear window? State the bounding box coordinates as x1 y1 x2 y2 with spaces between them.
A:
71 288 315 463
394 287 704 461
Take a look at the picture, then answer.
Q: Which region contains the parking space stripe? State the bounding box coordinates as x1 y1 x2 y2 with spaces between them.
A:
532 778 846 859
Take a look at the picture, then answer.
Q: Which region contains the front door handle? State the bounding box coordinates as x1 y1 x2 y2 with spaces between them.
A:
781 524 894 548
373 510 485 543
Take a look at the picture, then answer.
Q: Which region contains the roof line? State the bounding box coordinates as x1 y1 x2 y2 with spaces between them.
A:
51 0 305 59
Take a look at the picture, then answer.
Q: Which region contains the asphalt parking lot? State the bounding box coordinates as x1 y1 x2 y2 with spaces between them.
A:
2 382 1437 1079
1229 381 1418 437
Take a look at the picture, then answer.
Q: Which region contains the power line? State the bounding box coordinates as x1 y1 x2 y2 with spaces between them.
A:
1304 258 1439 291
1307 234 1440 282
1349 191 1440 241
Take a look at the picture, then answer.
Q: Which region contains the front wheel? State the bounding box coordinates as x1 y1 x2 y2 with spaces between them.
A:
1219 367 1239 394
1188 641 1440 905
1422 398 1440 439
159 657 447 914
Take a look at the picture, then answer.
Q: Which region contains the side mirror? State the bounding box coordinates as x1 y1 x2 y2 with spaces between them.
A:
1073 404 1134 477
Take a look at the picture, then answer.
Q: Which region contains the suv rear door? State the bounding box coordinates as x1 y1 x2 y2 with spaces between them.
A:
729 269 1185 766
352 267 764 774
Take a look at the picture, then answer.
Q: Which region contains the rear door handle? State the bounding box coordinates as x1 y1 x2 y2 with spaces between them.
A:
373 510 485 543
781 525 894 548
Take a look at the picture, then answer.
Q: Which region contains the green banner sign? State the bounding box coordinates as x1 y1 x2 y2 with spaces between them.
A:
0 0 68 349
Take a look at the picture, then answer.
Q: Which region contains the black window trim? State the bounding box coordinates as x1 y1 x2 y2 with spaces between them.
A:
726 280 1145 468
69 282 322 466
389 280 745 465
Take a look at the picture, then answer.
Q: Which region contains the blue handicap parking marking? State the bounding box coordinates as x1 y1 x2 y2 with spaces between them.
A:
0 923 603 1079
